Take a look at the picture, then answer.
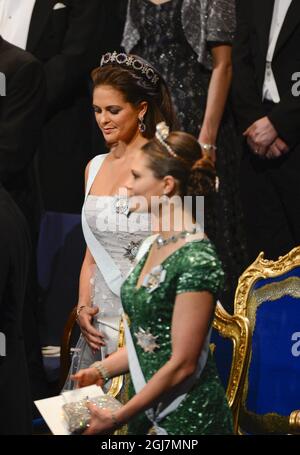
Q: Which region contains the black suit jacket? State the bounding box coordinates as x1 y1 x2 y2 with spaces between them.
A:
27 0 103 115
0 37 46 225
25 0 104 212
0 186 32 434
98 0 128 54
233 0 300 148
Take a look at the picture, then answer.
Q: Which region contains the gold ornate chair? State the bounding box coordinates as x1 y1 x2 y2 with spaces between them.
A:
59 306 78 390
234 246 300 434
211 302 251 434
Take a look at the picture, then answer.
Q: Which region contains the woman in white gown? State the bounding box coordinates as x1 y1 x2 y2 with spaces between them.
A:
64 52 176 389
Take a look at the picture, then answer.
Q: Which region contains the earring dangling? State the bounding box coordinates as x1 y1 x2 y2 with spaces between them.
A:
138 117 146 133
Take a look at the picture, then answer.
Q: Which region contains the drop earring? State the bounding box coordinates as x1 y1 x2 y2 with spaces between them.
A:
138 117 146 133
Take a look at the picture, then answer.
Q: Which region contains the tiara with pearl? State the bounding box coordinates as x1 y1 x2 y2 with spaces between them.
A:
100 52 160 86
155 122 180 159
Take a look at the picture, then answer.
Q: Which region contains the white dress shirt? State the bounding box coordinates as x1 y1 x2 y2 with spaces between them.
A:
262 0 293 103
0 0 36 50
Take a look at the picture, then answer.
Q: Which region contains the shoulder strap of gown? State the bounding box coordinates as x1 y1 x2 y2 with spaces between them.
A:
85 154 107 199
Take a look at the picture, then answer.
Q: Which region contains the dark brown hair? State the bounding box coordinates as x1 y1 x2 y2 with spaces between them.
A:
91 58 177 138
141 131 216 198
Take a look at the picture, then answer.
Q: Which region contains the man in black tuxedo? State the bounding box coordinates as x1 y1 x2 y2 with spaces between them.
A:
233 0 300 262
21 0 103 213
0 36 46 427
0 36 45 224
0 185 32 434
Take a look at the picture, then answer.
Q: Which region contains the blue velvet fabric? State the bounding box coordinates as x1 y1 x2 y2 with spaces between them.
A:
246 267 300 416
211 329 233 393
37 212 85 346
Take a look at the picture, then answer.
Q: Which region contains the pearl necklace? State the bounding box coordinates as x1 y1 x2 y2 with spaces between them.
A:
155 228 197 249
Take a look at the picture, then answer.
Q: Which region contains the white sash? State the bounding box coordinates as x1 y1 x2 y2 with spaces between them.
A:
82 154 124 297
124 236 212 434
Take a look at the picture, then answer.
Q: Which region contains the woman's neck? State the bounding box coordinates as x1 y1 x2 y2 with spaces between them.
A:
111 134 148 160
149 0 172 5
153 201 198 238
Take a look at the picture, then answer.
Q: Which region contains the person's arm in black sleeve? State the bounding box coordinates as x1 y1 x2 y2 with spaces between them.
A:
232 0 265 133
0 58 46 180
267 82 300 149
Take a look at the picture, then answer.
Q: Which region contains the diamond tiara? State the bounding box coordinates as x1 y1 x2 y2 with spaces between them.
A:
100 52 160 86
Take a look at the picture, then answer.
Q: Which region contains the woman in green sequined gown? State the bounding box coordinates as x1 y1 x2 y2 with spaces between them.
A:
122 239 233 435
73 128 233 435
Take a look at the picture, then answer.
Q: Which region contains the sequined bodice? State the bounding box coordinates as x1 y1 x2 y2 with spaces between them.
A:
131 0 210 135
133 0 191 57
122 239 224 379
85 195 150 276
83 195 151 321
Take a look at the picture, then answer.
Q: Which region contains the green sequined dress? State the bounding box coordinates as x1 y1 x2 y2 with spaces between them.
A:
121 239 233 435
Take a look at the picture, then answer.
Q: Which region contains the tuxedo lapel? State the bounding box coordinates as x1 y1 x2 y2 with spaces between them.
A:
274 1 300 58
26 0 54 52
253 0 275 58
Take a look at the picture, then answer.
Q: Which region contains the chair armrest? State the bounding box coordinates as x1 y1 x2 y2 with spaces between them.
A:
59 306 78 389
289 410 300 434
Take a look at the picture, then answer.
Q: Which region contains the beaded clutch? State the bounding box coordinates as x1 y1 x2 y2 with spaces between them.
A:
63 395 123 434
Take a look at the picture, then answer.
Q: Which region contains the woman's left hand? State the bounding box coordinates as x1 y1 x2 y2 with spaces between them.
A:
82 403 117 435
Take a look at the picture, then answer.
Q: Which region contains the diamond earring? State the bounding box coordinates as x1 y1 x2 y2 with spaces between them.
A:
138 117 146 133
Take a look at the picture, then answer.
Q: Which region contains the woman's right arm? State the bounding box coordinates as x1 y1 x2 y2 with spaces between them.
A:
76 247 105 350
76 160 105 351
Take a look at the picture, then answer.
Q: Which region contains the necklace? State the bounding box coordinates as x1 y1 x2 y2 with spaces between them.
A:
155 228 197 249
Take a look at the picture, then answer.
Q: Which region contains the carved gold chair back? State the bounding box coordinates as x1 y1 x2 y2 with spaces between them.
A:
212 302 251 434
234 246 300 434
